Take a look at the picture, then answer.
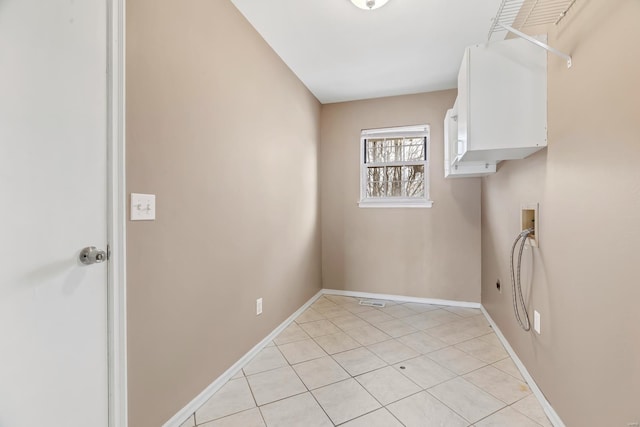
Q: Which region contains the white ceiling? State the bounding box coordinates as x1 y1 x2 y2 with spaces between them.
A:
229 0 504 104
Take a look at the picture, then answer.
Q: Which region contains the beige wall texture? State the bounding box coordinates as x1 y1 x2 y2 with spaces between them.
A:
126 1 322 426
481 1 640 425
320 91 481 302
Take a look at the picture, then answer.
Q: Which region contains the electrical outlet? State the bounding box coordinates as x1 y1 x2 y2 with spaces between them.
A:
256 298 263 315
534 310 541 334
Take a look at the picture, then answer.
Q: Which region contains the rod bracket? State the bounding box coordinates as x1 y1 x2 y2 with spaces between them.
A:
497 23 572 68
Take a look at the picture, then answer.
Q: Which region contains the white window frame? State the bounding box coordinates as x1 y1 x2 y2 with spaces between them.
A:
358 124 433 208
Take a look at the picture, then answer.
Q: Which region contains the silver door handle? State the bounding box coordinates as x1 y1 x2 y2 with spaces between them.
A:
79 246 107 265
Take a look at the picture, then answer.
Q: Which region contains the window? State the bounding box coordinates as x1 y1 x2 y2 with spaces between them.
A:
359 125 432 208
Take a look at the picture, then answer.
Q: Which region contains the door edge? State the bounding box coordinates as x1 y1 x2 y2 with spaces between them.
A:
107 0 127 426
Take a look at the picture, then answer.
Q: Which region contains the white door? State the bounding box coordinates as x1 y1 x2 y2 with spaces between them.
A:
0 1 110 426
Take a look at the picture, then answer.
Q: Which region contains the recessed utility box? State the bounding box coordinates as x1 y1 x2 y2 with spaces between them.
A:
521 203 539 247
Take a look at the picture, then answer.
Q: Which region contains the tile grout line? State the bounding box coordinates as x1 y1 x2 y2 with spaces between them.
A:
300 298 418 425
340 296 545 425
255 406 269 427
320 296 504 426
327 350 389 378
196 377 259 426
469 404 509 426
491 359 529 381
191 295 552 427
280 352 338 426
422 385 485 426
506 395 548 427
288 363 337 426
471 393 548 427
254 311 394 426
254 389 308 408
509 403 548 427
243 372 261 411
318 299 473 425
339 298 500 426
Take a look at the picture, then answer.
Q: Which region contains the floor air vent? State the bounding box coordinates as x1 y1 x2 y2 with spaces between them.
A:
359 300 385 308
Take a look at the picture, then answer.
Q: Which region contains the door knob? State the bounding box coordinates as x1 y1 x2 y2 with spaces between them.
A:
79 246 107 265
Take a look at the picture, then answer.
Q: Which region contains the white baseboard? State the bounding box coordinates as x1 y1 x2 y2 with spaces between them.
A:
162 289 324 427
321 288 481 309
480 306 566 427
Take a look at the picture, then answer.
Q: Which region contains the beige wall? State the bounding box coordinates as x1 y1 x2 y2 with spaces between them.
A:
320 91 481 302
481 0 640 425
126 1 322 426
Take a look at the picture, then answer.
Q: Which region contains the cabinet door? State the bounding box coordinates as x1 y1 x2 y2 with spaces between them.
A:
443 108 453 177
461 38 547 161
456 47 470 159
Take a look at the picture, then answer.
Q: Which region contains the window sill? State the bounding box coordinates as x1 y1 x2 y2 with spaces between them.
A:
358 199 434 209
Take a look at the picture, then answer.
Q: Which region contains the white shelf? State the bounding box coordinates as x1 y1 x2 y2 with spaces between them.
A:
488 0 576 67
488 0 577 38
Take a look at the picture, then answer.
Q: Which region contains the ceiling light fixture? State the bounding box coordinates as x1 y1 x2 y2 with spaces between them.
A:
350 0 390 10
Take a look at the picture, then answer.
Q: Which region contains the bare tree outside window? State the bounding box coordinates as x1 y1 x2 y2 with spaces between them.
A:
359 126 431 207
363 137 426 198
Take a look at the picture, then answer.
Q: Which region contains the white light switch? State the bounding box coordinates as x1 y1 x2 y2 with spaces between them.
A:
130 193 156 221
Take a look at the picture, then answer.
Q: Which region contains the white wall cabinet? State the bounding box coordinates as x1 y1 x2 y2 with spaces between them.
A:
457 37 547 162
444 103 496 178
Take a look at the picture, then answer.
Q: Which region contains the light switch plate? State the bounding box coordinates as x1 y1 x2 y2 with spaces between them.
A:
534 310 541 334
130 193 156 221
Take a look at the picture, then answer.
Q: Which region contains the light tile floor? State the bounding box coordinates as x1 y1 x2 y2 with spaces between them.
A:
180 296 553 427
